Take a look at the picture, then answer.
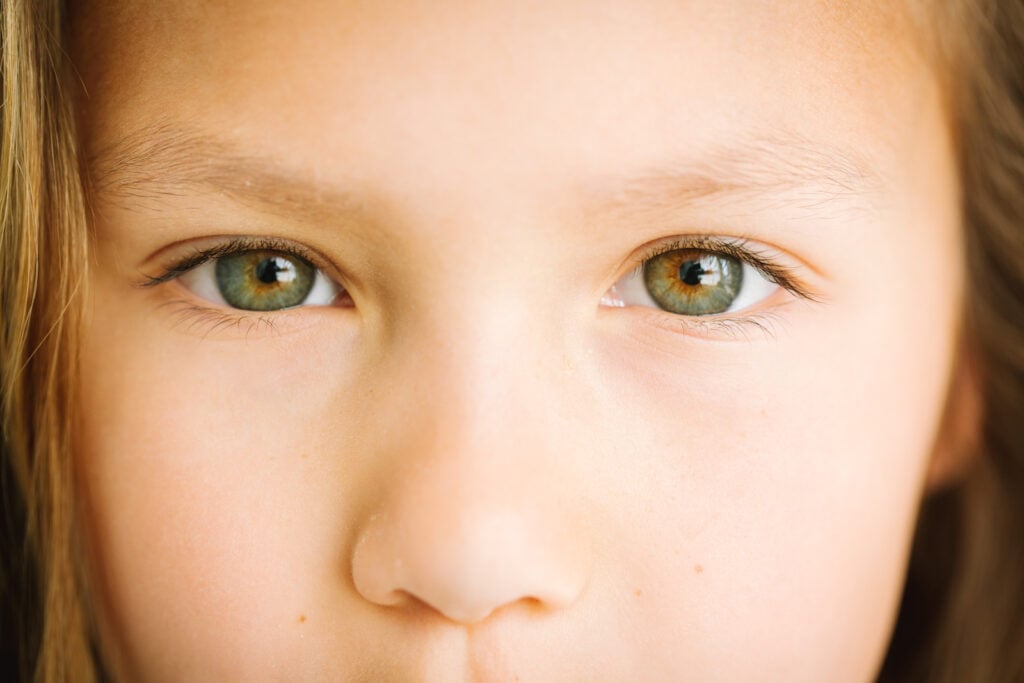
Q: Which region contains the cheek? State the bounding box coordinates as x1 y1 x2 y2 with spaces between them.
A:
75 288 366 678
589 296 956 680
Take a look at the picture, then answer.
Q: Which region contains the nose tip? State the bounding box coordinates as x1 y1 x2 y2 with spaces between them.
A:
351 506 589 625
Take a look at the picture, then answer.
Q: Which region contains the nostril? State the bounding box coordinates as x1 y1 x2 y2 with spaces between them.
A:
349 507 591 626
392 585 556 625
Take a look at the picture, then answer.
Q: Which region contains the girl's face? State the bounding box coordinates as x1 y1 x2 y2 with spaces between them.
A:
75 1 964 680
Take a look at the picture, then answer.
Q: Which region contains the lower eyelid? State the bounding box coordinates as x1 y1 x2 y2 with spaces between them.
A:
635 304 791 342
601 267 797 342
156 297 333 341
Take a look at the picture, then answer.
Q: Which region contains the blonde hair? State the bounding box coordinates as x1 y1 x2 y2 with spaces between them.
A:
1 0 92 679
1 1 1022 681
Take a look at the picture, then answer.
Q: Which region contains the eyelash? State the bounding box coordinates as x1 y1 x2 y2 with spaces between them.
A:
140 236 329 289
627 235 808 296
141 234 815 340
139 236 336 337
623 235 817 339
155 299 282 340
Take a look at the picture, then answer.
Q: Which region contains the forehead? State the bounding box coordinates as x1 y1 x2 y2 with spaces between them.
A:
73 1 927 197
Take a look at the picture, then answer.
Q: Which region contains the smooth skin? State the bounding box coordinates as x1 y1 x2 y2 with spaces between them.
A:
74 1 969 681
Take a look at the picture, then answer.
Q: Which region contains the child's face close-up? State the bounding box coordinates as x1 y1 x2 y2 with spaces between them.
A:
74 1 965 680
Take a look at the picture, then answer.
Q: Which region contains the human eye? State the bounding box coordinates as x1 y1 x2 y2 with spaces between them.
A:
143 236 348 312
602 236 816 335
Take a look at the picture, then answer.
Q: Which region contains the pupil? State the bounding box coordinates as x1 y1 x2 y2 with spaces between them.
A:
255 258 283 284
680 261 706 286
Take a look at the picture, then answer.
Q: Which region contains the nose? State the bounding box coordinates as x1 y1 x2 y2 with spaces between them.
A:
351 490 590 624
350 440 591 624
349 333 592 625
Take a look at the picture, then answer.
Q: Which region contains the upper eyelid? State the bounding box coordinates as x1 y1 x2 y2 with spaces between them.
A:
623 234 820 303
136 236 340 289
630 235 771 279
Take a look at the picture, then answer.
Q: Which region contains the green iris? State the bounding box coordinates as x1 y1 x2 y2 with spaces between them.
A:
215 250 316 311
643 249 743 315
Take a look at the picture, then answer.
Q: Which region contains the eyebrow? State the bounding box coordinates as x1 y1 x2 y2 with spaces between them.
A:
89 123 369 221
588 132 883 219
89 123 883 222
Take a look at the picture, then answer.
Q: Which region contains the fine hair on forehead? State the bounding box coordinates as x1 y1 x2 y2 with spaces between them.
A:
1 1 1023 681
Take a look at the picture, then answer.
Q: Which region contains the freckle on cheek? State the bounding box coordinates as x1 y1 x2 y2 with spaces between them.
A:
694 564 704 574
298 614 307 623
